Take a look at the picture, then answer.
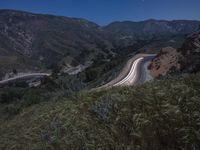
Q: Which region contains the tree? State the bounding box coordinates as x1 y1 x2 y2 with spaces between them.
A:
13 68 18 75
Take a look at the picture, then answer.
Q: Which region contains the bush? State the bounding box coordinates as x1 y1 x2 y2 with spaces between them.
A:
0 88 51 117
85 68 99 82
0 74 200 149
21 89 50 107
3 103 20 116
0 90 23 104
90 93 125 120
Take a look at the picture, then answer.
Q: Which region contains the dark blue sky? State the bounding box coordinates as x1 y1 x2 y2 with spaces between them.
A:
0 0 200 25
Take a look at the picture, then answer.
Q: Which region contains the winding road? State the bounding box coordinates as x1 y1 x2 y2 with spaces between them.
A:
0 54 155 89
0 73 50 86
113 57 144 86
96 54 155 89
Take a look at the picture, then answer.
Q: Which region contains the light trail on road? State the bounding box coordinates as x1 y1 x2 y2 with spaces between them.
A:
114 57 144 86
93 54 156 91
0 73 50 85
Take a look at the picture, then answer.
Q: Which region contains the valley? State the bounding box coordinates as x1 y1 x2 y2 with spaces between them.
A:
0 10 200 80
0 53 155 88
0 8 200 150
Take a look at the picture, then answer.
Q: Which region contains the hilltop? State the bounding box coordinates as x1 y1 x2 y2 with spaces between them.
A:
0 74 200 149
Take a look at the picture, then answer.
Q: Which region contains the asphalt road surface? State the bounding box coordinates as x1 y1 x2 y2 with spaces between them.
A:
0 54 155 89
96 54 155 89
0 73 50 86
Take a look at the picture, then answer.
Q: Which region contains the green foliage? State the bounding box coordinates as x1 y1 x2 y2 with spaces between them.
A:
0 74 200 149
0 88 51 117
85 68 99 82
83 55 126 86
0 89 23 104
21 89 48 107
41 76 59 90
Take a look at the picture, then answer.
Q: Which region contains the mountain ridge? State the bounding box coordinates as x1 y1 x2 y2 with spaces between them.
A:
2 9 200 26
0 9 200 78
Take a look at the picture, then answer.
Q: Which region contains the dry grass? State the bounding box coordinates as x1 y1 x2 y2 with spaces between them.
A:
0 74 200 149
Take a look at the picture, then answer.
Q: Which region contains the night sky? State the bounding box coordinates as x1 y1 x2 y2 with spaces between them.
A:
0 0 199 25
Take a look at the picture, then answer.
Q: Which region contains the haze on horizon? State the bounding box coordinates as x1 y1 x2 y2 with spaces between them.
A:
0 0 200 25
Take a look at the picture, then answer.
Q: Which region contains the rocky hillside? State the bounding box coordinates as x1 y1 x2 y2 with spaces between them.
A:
0 9 113 77
179 31 200 73
149 31 200 77
148 47 181 77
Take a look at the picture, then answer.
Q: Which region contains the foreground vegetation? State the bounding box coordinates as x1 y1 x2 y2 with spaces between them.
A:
0 74 200 149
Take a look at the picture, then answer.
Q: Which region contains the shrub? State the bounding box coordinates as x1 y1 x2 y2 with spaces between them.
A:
0 90 23 104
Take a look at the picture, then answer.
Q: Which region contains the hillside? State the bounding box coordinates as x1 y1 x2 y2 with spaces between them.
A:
149 31 200 77
1 9 200 150
105 19 200 44
0 9 113 78
1 9 200 79
179 31 200 73
0 74 200 149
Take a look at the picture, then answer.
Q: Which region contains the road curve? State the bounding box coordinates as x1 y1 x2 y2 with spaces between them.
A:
0 73 50 85
0 54 155 89
95 54 155 90
113 57 144 86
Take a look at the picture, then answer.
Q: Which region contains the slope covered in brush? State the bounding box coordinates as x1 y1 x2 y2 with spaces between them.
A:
0 74 200 149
